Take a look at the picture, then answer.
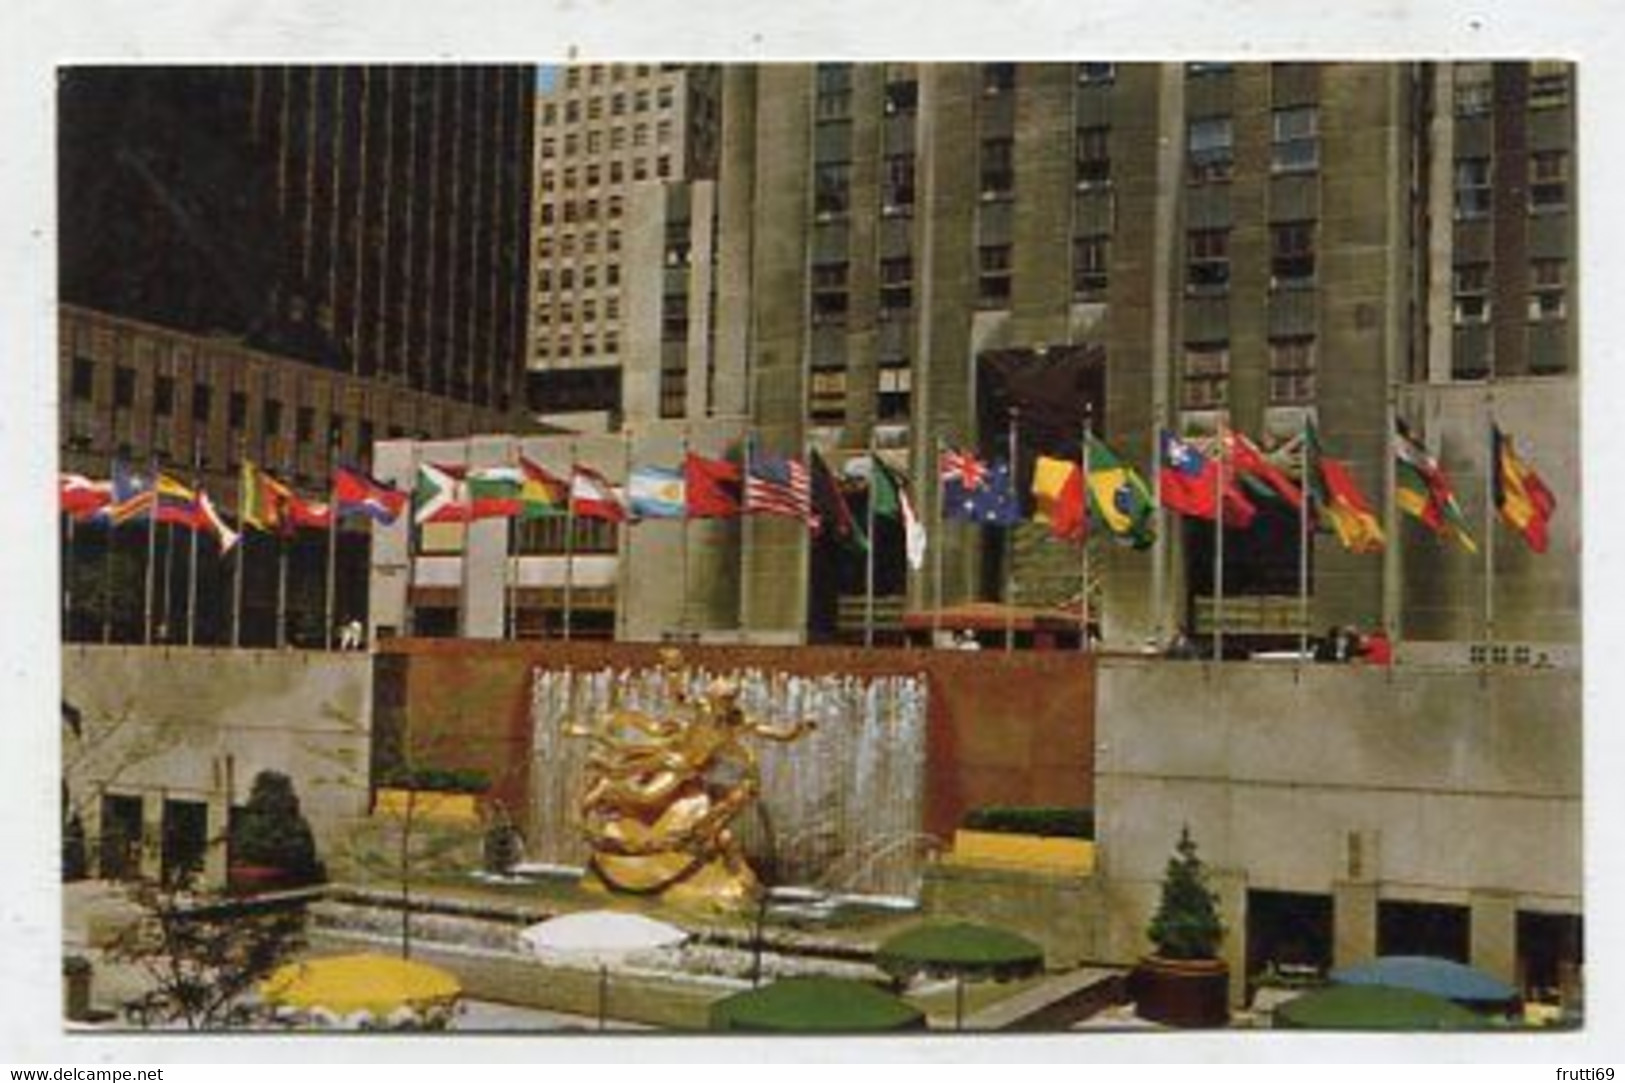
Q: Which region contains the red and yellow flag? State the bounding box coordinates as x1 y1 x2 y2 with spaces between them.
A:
1492 425 1556 554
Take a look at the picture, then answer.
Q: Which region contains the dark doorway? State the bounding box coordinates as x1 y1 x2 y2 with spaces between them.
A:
1518 910 1583 1001
412 605 459 638
1378 899 1471 963
1247 890 1333 985
161 798 210 887
98 793 144 881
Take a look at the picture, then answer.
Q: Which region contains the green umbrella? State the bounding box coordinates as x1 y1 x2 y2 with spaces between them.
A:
1274 984 1484 1030
709 976 926 1033
875 922 1046 1029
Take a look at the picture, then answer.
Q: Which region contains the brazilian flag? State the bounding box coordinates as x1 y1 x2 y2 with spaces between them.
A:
1085 436 1157 550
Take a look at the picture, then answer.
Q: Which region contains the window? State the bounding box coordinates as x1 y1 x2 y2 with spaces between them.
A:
1073 235 1109 299
608 195 624 218
635 89 651 112
656 120 673 145
665 220 691 266
296 406 314 442
586 131 602 154
633 158 649 181
611 92 626 116
982 63 1016 95
883 79 918 115
1453 263 1491 324
113 366 136 409
1454 63 1492 117
1529 60 1570 109
978 245 1013 306
1188 117 1234 184
605 296 620 320
879 257 913 313
1270 221 1316 287
603 331 619 355
262 398 283 435
633 124 648 148
1187 62 1234 77
882 154 915 214
1529 259 1567 321
191 384 211 424
1078 62 1115 85
1182 343 1230 408
540 170 556 194
809 368 848 422
562 201 577 224
1271 106 1319 173
582 265 598 289
811 261 849 324
228 391 247 430
540 203 555 226
606 264 621 286
610 127 626 150
814 161 852 217
1076 125 1111 188
586 163 600 187
562 167 578 190
1268 337 1317 403
816 63 852 119
607 229 622 253
980 137 1014 198
1529 151 1569 213
584 198 598 221
657 85 674 109
662 301 688 342
154 375 175 417
564 133 579 155
657 155 671 179
565 101 579 124
659 369 686 419
1454 158 1491 219
609 160 624 183
70 357 95 401
1186 229 1230 291
540 137 556 159
877 363 912 421
541 103 557 126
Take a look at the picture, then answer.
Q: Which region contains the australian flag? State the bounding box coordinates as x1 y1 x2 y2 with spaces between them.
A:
944 457 1021 525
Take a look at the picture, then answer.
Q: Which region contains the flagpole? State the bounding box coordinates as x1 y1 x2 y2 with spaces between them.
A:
142 456 159 645
276 531 289 650
1006 407 1018 654
232 452 246 649
324 457 339 652
1484 389 1496 647
1080 411 1092 653
564 441 577 642
64 510 76 640
1212 428 1225 663
933 434 945 647
865 429 878 649
679 428 691 634
1151 428 1165 646
187 436 202 647
1298 417 1310 661
102 508 115 644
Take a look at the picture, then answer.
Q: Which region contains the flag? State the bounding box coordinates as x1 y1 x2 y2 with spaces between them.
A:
194 490 241 554
106 461 156 525
1492 425 1557 554
154 473 202 528
413 462 471 525
1225 430 1304 510
1304 422 1384 554
519 457 569 519
571 464 627 522
629 465 687 520
1031 456 1086 542
59 473 112 520
870 456 926 570
241 461 293 532
809 451 864 549
939 448 989 491
334 467 408 525
1086 436 1157 549
744 449 812 522
286 495 333 530
467 465 524 520
684 452 742 519
944 457 1022 525
1394 423 1477 554
1159 431 1256 527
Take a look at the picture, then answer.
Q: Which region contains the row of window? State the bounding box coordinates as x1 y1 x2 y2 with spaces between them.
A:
1453 151 1570 218
810 155 918 219
1452 259 1569 324
806 363 915 424
539 194 626 226
537 228 622 260
1188 107 1320 184
539 84 677 126
535 294 621 326
539 153 674 192
557 64 663 90
532 330 621 360
536 265 622 293
1181 337 1318 408
1453 60 1571 116
1184 224 1318 292
538 120 674 159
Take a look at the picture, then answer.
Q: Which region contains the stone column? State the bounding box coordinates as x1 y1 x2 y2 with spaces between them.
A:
1332 880 1379 969
1469 888 1519 987
1211 867 1248 1007
139 792 163 882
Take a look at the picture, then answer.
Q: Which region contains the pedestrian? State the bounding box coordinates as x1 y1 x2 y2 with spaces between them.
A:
1361 628 1393 666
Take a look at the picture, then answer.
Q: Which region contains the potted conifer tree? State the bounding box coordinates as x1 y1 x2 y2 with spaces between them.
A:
1132 826 1230 1027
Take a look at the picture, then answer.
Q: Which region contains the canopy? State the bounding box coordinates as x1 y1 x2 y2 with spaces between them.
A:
710 976 926 1032
1330 956 1519 1005
519 910 689 966
1274 984 1483 1030
875 921 1046 983
260 953 462 1017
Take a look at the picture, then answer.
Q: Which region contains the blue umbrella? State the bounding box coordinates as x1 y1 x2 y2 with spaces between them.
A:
1330 956 1518 1005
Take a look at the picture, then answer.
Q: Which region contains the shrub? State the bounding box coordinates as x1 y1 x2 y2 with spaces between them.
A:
961 806 1094 840
379 765 491 795
229 771 324 884
1146 826 1224 960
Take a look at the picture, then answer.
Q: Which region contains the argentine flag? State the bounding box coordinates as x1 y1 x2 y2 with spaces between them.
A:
628 465 686 519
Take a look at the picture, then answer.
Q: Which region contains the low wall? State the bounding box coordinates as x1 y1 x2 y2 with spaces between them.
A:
376 639 1096 854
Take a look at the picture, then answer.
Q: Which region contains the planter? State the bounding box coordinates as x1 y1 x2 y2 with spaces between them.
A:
1132 955 1230 1028
947 829 1095 875
228 863 293 895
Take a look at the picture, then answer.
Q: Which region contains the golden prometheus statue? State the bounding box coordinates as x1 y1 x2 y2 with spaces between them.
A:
566 650 815 909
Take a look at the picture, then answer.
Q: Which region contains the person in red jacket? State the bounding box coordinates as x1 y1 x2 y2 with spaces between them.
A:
1360 629 1394 666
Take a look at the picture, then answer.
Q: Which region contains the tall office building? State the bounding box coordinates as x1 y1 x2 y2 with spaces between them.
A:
58 65 537 644
527 63 723 429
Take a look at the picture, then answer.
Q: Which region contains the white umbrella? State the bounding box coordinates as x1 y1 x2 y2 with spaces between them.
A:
518 911 690 1028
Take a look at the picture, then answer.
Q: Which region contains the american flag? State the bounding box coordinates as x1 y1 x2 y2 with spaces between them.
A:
745 450 812 521
939 448 989 490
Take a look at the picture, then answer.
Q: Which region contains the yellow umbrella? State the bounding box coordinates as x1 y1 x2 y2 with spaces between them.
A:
261 953 462 1019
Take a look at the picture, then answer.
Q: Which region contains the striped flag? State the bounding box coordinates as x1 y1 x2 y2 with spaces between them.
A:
59 473 113 520
195 490 241 554
1492 425 1556 554
628 465 687 520
414 462 471 525
745 449 812 522
1394 422 1477 554
571 464 627 522
939 448 989 490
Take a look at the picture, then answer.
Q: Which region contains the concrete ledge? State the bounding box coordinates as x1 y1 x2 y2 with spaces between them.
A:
965 967 1128 1031
921 862 1101 968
